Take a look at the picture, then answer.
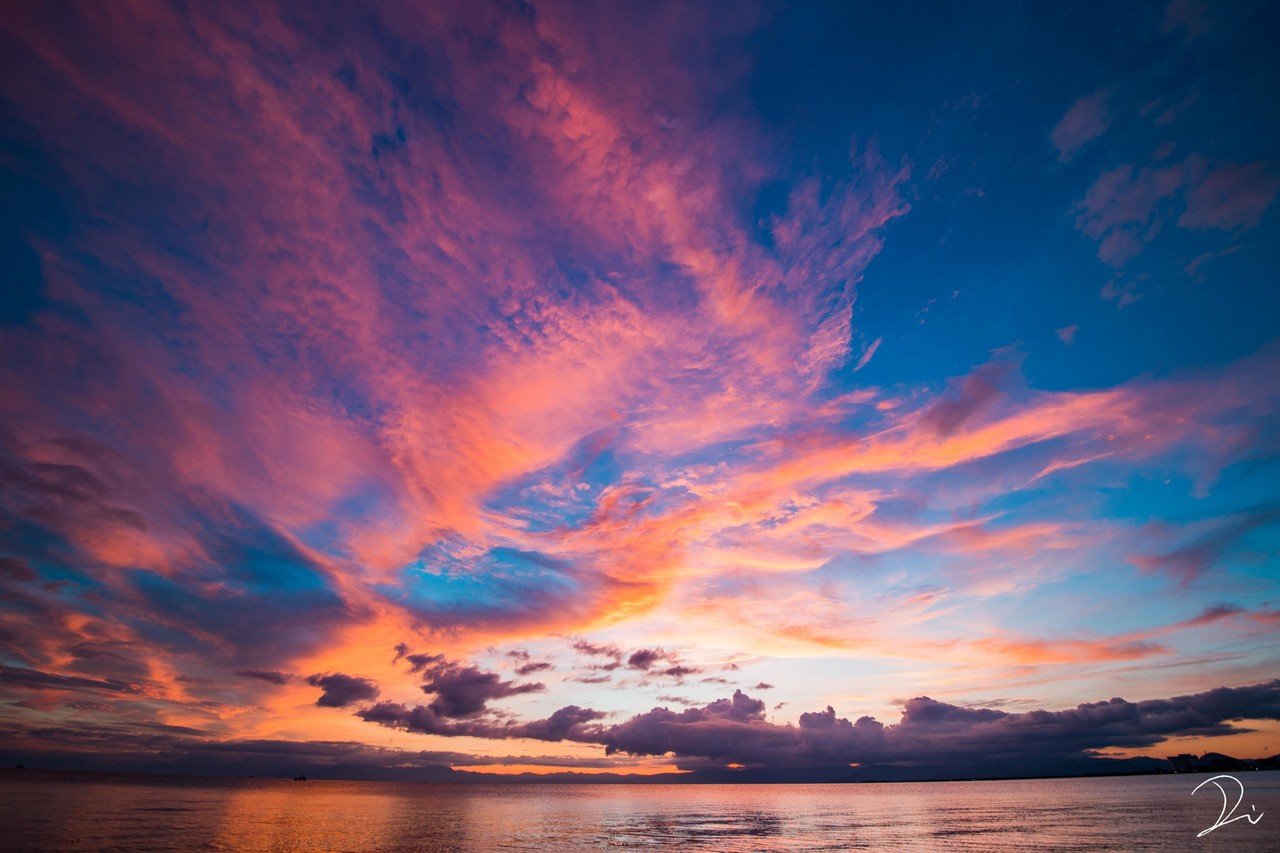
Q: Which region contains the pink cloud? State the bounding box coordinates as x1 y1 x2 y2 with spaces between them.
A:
1051 89 1111 161
1075 155 1276 268
1178 161 1279 230
852 337 882 372
2 0 1279 763
1074 160 1190 266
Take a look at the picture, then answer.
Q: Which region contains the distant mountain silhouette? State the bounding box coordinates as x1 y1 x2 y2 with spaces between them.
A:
1167 752 1280 773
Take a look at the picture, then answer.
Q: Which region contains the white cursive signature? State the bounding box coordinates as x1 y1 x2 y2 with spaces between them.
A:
1191 774 1264 837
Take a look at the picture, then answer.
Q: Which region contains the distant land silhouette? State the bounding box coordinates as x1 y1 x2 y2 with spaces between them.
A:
6 751 1279 785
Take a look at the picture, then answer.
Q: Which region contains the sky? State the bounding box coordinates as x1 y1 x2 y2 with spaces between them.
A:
0 0 1278 782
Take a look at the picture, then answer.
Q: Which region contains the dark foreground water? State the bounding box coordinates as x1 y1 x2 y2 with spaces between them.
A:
1 769 1277 851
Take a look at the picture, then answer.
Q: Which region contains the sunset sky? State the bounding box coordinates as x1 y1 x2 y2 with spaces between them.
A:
1 0 1278 781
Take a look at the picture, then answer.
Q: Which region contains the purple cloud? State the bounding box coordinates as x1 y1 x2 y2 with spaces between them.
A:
626 648 669 670
357 701 604 743
1179 161 1279 230
306 673 379 708
1052 90 1111 161
399 652 544 718
587 682 1280 771
1131 506 1280 585
237 669 292 685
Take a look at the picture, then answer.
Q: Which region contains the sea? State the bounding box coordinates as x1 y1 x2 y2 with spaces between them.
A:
1 768 1277 851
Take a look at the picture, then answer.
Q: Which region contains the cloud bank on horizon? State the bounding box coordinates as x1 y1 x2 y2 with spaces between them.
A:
0 0 1278 780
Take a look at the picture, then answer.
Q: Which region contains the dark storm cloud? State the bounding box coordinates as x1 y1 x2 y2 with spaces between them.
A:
306 673 379 708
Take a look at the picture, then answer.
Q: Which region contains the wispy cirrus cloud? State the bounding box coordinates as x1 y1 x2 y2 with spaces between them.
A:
0 0 1277 779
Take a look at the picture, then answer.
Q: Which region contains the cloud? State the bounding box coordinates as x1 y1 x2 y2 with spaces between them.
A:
1178 162 1279 230
852 337 882 372
1130 506 1280 584
1074 160 1190 266
400 652 544 718
626 648 670 671
505 649 553 676
968 636 1166 665
572 640 625 672
919 362 1014 437
586 681 1280 772
0 664 140 696
510 705 608 742
621 648 698 679
572 640 623 659
574 674 613 685
1075 156 1276 267
306 673 380 708
1052 90 1111 161
1176 604 1244 628
236 669 292 685
514 661 554 676
43 680 1280 782
0 722 558 781
0 556 36 582
356 701 604 743
0 0 1277 778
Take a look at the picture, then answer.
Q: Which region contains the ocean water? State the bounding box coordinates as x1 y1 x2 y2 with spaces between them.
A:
1 769 1277 851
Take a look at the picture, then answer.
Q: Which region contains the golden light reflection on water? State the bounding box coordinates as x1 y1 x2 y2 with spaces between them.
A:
2 769 1278 851
451 763 688 776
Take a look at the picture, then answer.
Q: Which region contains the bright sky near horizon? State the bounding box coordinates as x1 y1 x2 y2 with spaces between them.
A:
1 0 1278 779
